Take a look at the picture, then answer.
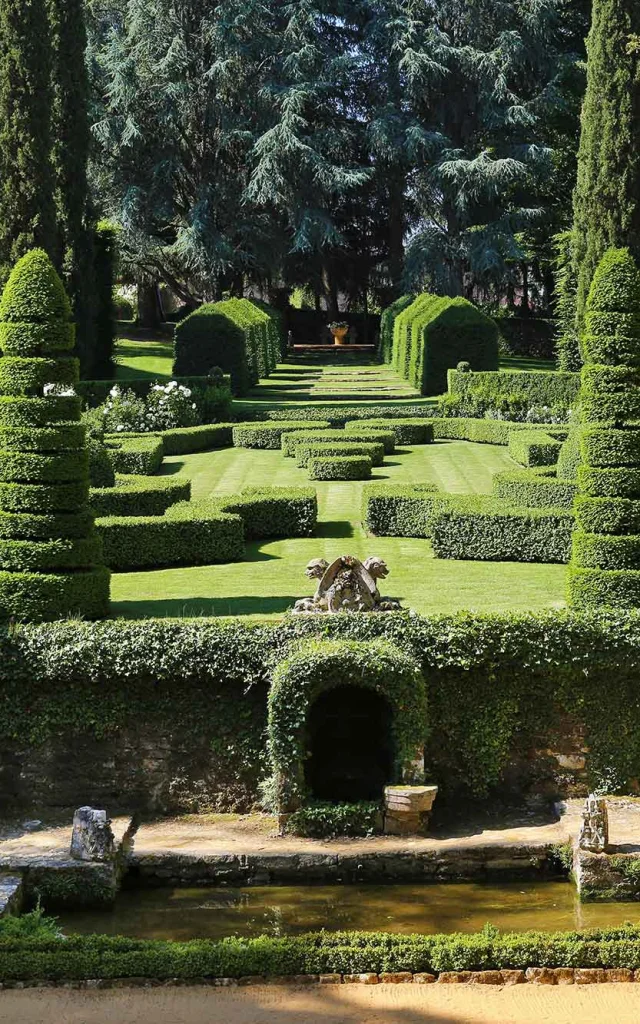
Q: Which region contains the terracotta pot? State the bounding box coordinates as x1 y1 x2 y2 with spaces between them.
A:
331 327 349 346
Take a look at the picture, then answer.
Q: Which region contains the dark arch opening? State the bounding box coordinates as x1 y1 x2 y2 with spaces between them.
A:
304 686 393 802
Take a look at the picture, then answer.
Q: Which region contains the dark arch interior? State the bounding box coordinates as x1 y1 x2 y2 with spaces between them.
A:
304 686 393 802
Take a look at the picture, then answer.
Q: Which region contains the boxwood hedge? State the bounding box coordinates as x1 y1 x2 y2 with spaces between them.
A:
345 418 434 445
261 404 435 427
507 430 563 468
89 475 191 517
362 484 441 537
282 429 395 457
431 496 574 564
233 421 330 450
308 455 372 480
492 469 578 510
295 441 385 469
432 418 568 447
104 434 164 475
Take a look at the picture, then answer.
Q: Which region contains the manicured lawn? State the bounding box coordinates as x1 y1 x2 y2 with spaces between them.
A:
110 441 567 619
114 337 174 380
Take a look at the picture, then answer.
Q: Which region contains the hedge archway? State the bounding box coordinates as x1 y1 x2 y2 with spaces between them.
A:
268 637 427 812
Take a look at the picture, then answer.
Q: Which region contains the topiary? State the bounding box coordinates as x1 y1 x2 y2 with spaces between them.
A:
568 248 640 609
0 250 110 621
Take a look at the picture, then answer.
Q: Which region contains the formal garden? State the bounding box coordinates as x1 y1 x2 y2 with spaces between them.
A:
2 0 640 1017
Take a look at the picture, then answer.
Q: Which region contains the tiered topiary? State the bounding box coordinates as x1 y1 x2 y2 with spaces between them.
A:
0 249 110 621
567 248 640 608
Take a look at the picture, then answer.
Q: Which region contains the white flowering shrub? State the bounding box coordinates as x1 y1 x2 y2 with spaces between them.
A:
43 383 77 397
100 385 146 433
144 381 200 431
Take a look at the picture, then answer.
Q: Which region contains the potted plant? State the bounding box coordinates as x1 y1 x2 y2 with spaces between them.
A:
329 321 349 345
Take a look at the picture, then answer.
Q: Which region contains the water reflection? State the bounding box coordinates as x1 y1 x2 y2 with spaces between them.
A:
57 882 640 942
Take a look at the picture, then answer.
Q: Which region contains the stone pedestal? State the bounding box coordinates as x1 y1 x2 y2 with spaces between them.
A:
383 785 438 836
579 794 609 853
70 807 115 862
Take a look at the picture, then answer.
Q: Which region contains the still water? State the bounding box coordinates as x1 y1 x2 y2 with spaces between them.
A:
57 883 640 942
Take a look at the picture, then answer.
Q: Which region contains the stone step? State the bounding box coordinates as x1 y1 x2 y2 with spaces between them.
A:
0 874 23 917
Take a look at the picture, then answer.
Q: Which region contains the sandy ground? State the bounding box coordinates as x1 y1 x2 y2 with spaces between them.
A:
3 983 640 1024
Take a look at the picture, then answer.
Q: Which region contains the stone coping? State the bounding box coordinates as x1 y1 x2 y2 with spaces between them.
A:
2 968 639 989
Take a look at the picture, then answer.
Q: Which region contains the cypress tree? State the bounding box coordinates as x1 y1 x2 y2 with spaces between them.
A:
572 0 640 329
48 0 98 378
0 0 56 285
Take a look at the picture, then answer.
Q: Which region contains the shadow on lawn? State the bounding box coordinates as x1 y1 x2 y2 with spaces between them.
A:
316 520 355 539
110 595 300 619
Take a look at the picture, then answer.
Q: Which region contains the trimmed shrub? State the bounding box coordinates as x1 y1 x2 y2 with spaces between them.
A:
233 421 330 450
575 496 640 536
571 531 640 571
582 428 640 467
493 469 578 510
308 455 372 480
261 405 435 427
87 439 116 488
0 395 81 427
216 488 318 539
557 431 583 482
567 567 640 610
104 434 164 475
577 466 640 499
431 496 574 564
161 423 234 456
432 418 569 447
581 249 640 367
445 367 580 417
0 509 95 540
285 801 382 838
362 484 441 537
388 294 499 395
89 475 191 518
0 566 110 622
295 441 385 469
507 430 563 468
345 418 434 445
173 298 280 395
0 355 79 394
0 424 85 453
282 429 395 457
379 294 414 364
97 504 245 571
0 536 102 572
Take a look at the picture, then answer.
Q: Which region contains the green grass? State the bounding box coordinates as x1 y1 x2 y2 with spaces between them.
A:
110 441 566 619
114 337 174 381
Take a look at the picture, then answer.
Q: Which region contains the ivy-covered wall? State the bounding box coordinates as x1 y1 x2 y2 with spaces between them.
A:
1 611 640 813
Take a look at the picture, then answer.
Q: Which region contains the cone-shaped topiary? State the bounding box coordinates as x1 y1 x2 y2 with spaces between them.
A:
0 249 110 621
568 248 640 609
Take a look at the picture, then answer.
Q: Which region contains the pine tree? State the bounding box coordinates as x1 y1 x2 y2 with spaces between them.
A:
572 0 640 329
48 0 98 377
0 0 56 285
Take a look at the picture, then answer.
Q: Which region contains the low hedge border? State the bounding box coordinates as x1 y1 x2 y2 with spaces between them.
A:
104 435 164 476
215 488 318 539
77 375 231 407
233 422 330 450
282 429 395 457
432 418 569 447
161 423 234 456
0 565 111 622
89 475 191 517
431 496 574 564
362 484 441 537
345 418 434 445
308 455 372 481
261 405 436 427
5 926 640 981
507 430 563 468
295 441 385 469
492 469 577 510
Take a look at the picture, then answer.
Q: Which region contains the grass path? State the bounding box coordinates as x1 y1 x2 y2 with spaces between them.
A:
110 441 566 619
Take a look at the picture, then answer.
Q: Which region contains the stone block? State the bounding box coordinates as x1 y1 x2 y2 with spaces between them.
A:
343 974 379 984
412 973 436 984
379 972 413 984
383 786 438 836
552 968 574 985
525 967 556 984
501 970 526 986
437 972 471 984
468 971 503 985
606 968 633 982
70 807 115 862
574 969 606 984
318 974 342 984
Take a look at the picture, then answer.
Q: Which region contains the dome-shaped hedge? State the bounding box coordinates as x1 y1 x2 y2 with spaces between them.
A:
0 250 110 622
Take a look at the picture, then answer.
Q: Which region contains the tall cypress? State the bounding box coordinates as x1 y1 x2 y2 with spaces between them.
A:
572 0 640 329
48 0 98 378
0 0 56 286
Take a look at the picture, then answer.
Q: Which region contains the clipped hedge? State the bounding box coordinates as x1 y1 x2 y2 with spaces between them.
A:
233 421 330 450
0 394 81 427
432 418 568 447
261 405 435 427
0 355 79 394
8 925 640 981
0 423 85 453
345 418 434 445
507 430 563 468
582 428 640 467
89 475 191 517
161 423 234 456
0 565 110 622
282 429 395 457
380 293 414 364
362 484 441 537
216 488 318 539
308 455 372 481
104 434 164 475
446 367 580 412
387 293 499 394
493 469 578 510
575 496 640 536
97 504 244 571
174 298 279 395
431 496 574 564
295 441 385 469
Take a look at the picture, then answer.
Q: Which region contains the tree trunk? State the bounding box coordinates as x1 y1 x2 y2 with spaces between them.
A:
520 263 530 317
137 283 162 328
322 261 339 321
388 169 406 297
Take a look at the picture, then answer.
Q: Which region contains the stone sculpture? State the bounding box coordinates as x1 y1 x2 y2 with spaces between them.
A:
578 793 609 853
70 806 116 862
292 555 401 614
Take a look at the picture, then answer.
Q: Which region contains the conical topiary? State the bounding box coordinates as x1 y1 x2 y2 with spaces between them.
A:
0 249 110 621
567 248 640 609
